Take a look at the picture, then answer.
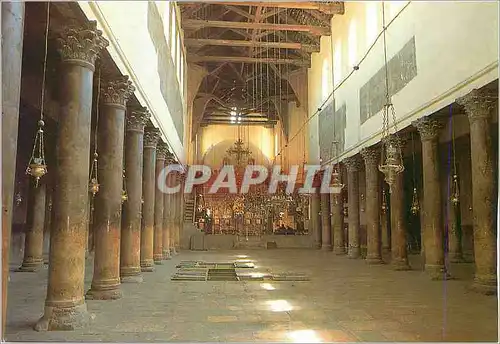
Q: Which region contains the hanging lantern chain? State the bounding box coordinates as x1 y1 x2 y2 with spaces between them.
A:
26 2 50 187
450 106 460 206
89 66 101 196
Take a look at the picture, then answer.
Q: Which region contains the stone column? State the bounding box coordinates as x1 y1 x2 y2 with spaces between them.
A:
174 174 184 252
168 166 177 255
380 186 390 253
457 89 497 294
320 192 332 250
35 22 108 331
331 192 345 254
19 181 46 271
43 189 53 264
120 108 150 283
361 147 383 264
344 156 361 259
153 142 167 264
2 2 25 333
86 76 134 300
413 117 450 280
141 127 160 271
447 174 464 263
389 138 410 270
311 190 322 249
162 152 174 260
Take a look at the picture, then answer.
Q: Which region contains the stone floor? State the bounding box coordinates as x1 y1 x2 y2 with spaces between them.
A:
5 249 498 342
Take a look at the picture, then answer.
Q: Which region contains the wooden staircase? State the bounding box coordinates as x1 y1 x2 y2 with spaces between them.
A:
184 197 195 223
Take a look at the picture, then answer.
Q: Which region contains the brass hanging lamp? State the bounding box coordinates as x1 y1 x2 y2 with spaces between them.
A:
381 188 388 213
378 3 404 192
449 106 460 207
410 132 420 215
88 66 101 197
121 169 128 203
26 3 50 187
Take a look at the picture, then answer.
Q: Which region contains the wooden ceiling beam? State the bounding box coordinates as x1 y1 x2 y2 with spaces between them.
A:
188 55 310 67
185 38 319 53
199 2 345 15
182 19 330 36
223 5 254 20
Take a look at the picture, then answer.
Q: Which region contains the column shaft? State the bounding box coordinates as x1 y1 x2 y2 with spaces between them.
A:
413 117 449 280
140 128 160 271
87 77 133 300
120 108 149 282
20 181 46 271
361 147 383 264
1 2 25 334
162 164 174 259
331 193 346 254
458 89 497 294
345 156 361 258
391 171 410 270
153 143 167 264
381 187 390 253
311 191 322 249
447 174 464 263
320 193 332 250
36 22 108 331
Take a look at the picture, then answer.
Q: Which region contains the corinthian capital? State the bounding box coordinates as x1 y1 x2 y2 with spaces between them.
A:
412 117 442 141
57 21 109 68
101 76 135 107
144 127 160 148
343 155 362 172
126 107 150 132
456 88 497 123
361 147 380 167
156 142 168 160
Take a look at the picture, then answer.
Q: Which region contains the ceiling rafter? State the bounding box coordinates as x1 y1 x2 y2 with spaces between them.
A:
182 19 330 36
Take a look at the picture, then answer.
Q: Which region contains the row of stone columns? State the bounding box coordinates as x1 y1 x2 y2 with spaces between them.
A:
1 20 185 331
313 89 496 295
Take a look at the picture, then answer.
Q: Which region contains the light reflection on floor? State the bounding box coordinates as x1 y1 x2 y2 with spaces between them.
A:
287 329 323 343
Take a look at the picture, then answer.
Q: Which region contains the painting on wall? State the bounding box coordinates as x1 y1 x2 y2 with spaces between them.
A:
360 36 418 124
318 101 346 162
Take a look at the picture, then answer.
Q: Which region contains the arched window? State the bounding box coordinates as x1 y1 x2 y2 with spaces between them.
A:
348 19 357 68
333 39 342 87
163 2 171 45
170 7 177 61
366 2 378 49
321 58 331 101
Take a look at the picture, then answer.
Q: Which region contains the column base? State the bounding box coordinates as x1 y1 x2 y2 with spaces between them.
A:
392 259 411 271
34 302 93 331
86 287 122 300
382 247 391 254
121 275 143 283
471 275 497 295
19 258 44 272
120 267 143 283
141 259 155 272
321 245 332 251
163 250 171 260
449 254 466 263
348 247 360 259
333 247 346 255
154 259 163 265
170 247 178 256
365 256 384 265
425 264 453 280
313 242 321 249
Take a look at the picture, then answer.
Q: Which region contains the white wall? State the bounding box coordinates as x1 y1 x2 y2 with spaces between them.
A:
308 1 498 162
78 1 188 164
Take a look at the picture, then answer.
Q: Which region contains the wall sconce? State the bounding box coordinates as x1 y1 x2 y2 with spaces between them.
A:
15 191 22 207
360 193 365 212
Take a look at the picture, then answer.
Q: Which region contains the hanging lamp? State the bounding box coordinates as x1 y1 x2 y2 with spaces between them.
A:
121 169 128 203
409 132 420 215
449 106 460 207
26 3 50 187
378 3 404 192
88 66 102 196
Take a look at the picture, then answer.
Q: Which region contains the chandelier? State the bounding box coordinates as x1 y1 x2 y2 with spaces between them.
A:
378 5 404 192
26 3 50 187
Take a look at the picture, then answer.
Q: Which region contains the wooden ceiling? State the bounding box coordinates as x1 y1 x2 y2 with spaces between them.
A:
180 1 344 125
